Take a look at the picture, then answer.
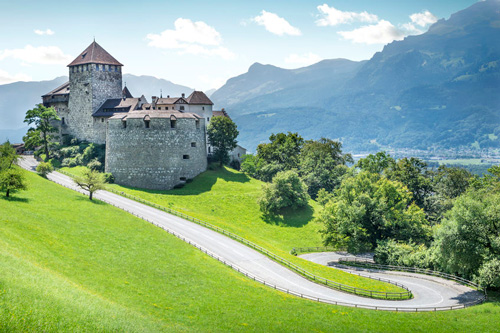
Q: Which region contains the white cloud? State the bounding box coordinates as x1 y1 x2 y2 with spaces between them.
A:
285 52 322 66
252 10 301 36
338 20 405 45
34 29 54 36
316 4 378 26
0 45 72 64
410 10 437 27
0 69 31 84
147 18 235 60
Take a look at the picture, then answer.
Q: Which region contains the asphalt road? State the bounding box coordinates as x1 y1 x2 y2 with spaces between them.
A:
18 156 484 311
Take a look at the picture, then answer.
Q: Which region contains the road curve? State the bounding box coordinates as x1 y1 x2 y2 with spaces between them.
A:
18 157 484 311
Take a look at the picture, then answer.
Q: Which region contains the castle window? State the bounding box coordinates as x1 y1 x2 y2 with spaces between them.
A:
144 120 150 128
110 65 114 71
166 107 169 110
105 65 109 71
122 120 127 129
202 107 205 110
195 120 200 129
183 155 190 160
158 107 162 110
170 120 177 128
101 118 104 123
208 147 211 153
180 177 187 181
96 64 99 71
61 117 65 125
180 106 185 111
191 142 196 147
207 117 210 122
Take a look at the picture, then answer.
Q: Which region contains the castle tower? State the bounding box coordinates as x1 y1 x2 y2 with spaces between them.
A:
67 41 123 143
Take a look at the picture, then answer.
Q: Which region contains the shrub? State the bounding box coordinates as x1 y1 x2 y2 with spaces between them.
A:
258 170 310 215
229 159 240 170
102 173 115 184
87 158 102 172
476 258 500 289
36 162 53 177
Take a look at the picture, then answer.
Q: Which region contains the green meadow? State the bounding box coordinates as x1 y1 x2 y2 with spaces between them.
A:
61 166 405 293
1 169 499 331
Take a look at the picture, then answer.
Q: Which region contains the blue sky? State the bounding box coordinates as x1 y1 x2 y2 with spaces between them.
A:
0 0 478 90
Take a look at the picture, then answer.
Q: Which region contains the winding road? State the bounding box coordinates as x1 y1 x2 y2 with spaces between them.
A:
19 156 484 311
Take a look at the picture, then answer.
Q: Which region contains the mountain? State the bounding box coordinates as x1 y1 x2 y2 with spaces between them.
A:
0 74 193 143
214 0 500 152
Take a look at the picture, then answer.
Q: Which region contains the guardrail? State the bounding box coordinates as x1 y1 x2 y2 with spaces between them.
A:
28 165 489 311
336 257 487 305
99 185 413 300
293 246 344 254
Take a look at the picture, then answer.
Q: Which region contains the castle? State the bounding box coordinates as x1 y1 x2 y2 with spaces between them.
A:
42 41 244 190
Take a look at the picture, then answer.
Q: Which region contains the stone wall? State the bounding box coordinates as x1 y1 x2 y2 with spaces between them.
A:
105 116 207 190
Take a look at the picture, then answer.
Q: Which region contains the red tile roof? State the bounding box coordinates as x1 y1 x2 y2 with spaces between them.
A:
67 41 123 67
186 91 213 105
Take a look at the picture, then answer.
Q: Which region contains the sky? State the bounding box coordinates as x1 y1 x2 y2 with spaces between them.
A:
0 0 479 91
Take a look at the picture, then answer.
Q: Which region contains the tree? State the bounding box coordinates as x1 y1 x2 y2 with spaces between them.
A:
256 132 304 174
23 104 60 161
385 157 433 211
36 162 53 177
319 171 430 252
0 168 27 198
73 169 106 200
299 138 353 198
0 141 20 170
0 142 27 198
207 116 239 167
258 170 310 215
356 151 395 175
434 190 500 279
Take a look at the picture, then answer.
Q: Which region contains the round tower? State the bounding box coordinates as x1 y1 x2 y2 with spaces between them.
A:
67 41 123 143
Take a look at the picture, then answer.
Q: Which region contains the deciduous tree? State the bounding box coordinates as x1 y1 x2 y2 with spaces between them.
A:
23 104 60 161
73 169 106 200
207 116 239 167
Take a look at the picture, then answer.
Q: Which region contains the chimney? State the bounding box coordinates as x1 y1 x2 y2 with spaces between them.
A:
182 93 185 98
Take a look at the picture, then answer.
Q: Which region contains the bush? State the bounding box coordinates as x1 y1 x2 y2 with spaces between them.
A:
229 159 240 170
476 258 500 289
87 158 102 172
36 162 53 177
102 173 115 184
258 170 310 215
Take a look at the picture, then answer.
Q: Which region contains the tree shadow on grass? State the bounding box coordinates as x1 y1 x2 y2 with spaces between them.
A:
0 195 29 203
261 204 314 228
74 196 107 205
113 166 251 196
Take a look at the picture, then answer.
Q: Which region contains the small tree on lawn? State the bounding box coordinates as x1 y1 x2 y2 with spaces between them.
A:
36 162 54 178
73 169 106 200
258 170 310 215
207 116 239 167
0 142 26 198
23 104 60 161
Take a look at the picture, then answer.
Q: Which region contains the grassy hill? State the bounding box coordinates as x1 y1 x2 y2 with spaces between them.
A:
63 165 404 292
1 169 500 331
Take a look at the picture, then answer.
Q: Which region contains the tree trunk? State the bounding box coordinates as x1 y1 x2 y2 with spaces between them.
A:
6 188 9 198
89 191 93 200
43 131 49 162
